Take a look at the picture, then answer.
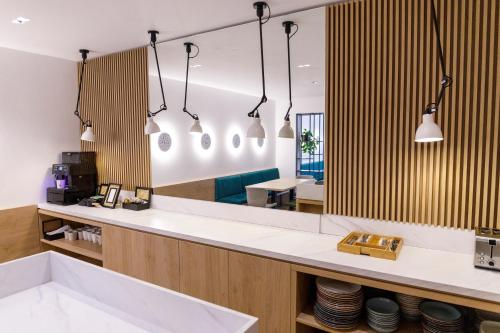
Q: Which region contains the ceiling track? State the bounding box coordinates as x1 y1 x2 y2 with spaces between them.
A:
154 0 345 46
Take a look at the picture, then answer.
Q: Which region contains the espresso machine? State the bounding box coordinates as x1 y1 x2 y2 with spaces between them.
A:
47 152 97 205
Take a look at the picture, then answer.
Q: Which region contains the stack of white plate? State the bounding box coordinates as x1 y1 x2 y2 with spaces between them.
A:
420 301 464 333
395 293 423 321
366 297 400 333
313 277 363 330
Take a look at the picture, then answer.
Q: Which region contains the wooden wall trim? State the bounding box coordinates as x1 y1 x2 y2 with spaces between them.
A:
324 0 500 229
154 179 215 201
0 206 40 263
79 47 150 190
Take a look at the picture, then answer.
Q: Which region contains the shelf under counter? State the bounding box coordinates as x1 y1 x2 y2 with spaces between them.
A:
40 238 102 261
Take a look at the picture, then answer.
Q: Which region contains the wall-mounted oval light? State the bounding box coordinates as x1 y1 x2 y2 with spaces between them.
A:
158 133 172 152
201 133 211 150
232 134 241 148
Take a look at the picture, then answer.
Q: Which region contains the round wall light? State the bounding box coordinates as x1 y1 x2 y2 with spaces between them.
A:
257 138 264 147
232 134 241 148
201 133 212 150
158 133 172 152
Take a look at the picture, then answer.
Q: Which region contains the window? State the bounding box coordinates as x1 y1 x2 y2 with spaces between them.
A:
296 113 324 181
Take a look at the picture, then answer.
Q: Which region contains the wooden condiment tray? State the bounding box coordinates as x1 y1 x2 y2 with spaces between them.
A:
337 231 404 260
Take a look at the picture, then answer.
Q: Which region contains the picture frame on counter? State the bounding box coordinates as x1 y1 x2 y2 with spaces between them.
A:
98 183 109 196
103 183 122 209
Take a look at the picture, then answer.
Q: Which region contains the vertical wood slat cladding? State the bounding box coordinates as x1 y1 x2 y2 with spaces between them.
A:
325 0 500 229
79 48 150 190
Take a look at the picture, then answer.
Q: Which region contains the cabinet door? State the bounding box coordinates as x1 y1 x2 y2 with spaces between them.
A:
179 241 229 306
102 225 179 291
228 251 291 333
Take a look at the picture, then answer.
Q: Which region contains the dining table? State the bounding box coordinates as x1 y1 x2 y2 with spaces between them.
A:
245 178 310 206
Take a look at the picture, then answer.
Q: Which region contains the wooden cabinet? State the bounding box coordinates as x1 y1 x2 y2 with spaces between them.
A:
179 241 229 306
228 251 291 333
102 225 180 291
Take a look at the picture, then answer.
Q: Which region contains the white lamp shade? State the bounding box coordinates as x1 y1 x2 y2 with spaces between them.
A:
144 117 160 135
278 120 294 139
81 126 95 142
247 117 266 139
415 113 443 143
189 119 203 134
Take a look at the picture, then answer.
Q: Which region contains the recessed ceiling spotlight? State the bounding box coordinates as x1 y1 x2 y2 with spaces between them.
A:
11 16 30 24
297 64 311 68
190 64 202 68
312 81 319 85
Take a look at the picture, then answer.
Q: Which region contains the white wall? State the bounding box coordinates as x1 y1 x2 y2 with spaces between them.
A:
275 96 325 178
150 77 276 187
0 47 79 209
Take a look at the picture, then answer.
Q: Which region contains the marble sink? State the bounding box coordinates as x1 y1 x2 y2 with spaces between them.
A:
0 251 258 333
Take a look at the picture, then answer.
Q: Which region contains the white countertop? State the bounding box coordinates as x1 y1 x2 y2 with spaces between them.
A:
38 203 500 304
0 251 257 333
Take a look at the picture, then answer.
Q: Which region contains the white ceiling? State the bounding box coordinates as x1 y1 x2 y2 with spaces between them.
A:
152 7 325 100
0 0 335 61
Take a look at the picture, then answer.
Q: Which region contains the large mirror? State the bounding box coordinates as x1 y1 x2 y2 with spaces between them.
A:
148 7 325 214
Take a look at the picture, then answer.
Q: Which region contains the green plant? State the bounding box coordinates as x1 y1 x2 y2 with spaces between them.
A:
300 129 318 155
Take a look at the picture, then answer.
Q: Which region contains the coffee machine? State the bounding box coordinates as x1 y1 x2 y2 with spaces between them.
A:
47 152 97 205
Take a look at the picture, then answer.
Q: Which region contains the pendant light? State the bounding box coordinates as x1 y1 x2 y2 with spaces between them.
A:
145 30 167 135
247 2 271 139
182 42 203 134
415 0 452 143
74 49 95 142
278 21 298 139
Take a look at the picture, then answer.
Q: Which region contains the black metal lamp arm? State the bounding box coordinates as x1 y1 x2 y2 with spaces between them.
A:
74 49 91 127
248 2 271 118
183 42 200 121
148 30 167 117
425 0 452 115
283 21 298 122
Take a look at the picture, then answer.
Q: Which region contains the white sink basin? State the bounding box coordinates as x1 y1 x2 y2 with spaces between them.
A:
0 251 258 333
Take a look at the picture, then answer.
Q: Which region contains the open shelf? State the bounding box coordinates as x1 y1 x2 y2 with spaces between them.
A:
296 305 421 333
40 238 102 261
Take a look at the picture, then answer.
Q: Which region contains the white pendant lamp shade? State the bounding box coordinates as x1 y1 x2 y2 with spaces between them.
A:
278 120 294 139
247 117 266 139
81 125 95 142
415 113 443 143
189 119 203 134
144 116 161 135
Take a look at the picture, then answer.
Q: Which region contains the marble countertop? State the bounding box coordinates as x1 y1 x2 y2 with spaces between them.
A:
0 251 257 333
38 203 500 304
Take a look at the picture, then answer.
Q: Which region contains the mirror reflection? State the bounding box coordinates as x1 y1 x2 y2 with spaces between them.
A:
148 7 325 214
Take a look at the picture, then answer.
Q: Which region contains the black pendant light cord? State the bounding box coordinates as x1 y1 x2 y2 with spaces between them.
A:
74 49 91 127
283 21 298 122
183 42 200 120
424 0 452 115
248 2 271 119
148 30 167 117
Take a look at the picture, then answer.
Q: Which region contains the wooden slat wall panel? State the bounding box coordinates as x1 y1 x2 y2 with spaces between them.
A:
79 47 150 190
325 0 500 229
